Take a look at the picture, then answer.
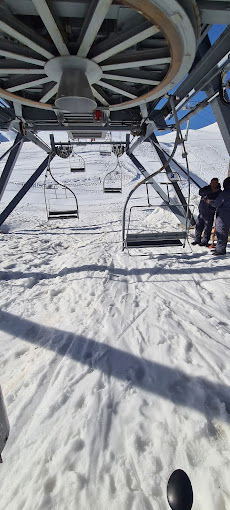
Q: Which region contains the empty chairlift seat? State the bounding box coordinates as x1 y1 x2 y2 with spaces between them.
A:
44 169 79 220
69 153 85 172
126 230 187 248
122 201 192 252
48 209 79 219
100 146 111 156
103 158 122 193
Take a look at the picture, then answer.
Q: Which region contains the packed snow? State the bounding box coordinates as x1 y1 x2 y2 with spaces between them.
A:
0 124 230 510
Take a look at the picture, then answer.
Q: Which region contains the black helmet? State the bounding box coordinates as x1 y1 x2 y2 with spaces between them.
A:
223 177 230 190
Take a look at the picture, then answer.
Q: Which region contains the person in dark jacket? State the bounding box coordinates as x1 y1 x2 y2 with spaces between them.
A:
192 178 221 246
207 176 230 255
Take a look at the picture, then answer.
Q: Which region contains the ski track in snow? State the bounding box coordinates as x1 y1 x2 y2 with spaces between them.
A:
0 127 230 510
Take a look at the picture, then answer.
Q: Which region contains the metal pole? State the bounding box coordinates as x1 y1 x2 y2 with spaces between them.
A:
149 133 195 225
208 80 230 158
0 137 24 162
126 133 130 152
184 119 190 142
54 141 127 146
0 133 24 200
25 131 52 154
0 153 55 226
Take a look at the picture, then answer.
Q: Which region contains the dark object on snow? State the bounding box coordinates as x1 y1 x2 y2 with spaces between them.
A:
210 186 230 254
194 179 221 245
223 177 230 190
0 386 10 462
167 469 193 510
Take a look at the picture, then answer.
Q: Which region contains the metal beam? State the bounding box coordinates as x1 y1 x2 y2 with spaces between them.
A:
0 39 47 61
77 0 112 57
149 133 195 225
207 78 230 158
0 88 54 110
7 77 52 93
97 80 137 99
52 141 126 145
140 104 148 118
24 131 52 154
31 0 69 56
102 74 160 85
0 7 54 60
91 86 109 106
0 49 45 67
0 69 47 75
101 58 171 71
0 154 55 226
128 123 156 153
198 1 230 24
0 133 24 201
13 102 23 117
40 84 58 103
0 2 131 20
93 25 160 63
162 26 230 116
0 137 23 162
25 125 132 131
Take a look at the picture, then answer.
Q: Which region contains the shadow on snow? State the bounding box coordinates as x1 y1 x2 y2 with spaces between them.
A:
1 309 230 424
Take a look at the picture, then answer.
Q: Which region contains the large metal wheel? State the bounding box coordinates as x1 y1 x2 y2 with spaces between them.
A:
0 0 200 113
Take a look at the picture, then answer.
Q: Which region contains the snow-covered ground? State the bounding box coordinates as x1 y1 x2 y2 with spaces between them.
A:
0 125 230 510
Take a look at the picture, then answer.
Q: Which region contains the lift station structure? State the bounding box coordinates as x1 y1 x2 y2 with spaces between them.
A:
0 0 230 461
0 0 230 229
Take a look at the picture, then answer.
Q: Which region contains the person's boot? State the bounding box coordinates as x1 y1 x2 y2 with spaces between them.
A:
199 239 209 247
212 250 226 256
191 240 201 245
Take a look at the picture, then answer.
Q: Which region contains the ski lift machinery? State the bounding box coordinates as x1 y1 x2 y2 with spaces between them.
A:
1 0 229 245
122 98 193 252
103 144 125 193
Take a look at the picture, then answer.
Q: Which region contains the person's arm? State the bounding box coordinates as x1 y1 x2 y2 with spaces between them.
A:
207 194 224 209
199 186 210 197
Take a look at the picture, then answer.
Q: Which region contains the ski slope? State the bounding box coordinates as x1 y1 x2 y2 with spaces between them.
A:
0 125 230 510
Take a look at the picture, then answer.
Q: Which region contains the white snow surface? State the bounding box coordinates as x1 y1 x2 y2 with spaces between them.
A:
0 125 230 510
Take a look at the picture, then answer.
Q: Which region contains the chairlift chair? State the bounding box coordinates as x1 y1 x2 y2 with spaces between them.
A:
69 152 85 172
100 132 112 155
125 204 189 249
103 157 122 193
122 96 193 252
44 168 79 220
122 171 192 252
100 145 111 156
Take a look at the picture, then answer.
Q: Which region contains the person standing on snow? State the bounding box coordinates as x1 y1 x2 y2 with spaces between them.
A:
207 176 230 255
192 178 221 246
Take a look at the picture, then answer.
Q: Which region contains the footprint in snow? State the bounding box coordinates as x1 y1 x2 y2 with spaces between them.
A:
75 395 85 410
44 475 56 493
72 438 85 452
14 347 28 358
